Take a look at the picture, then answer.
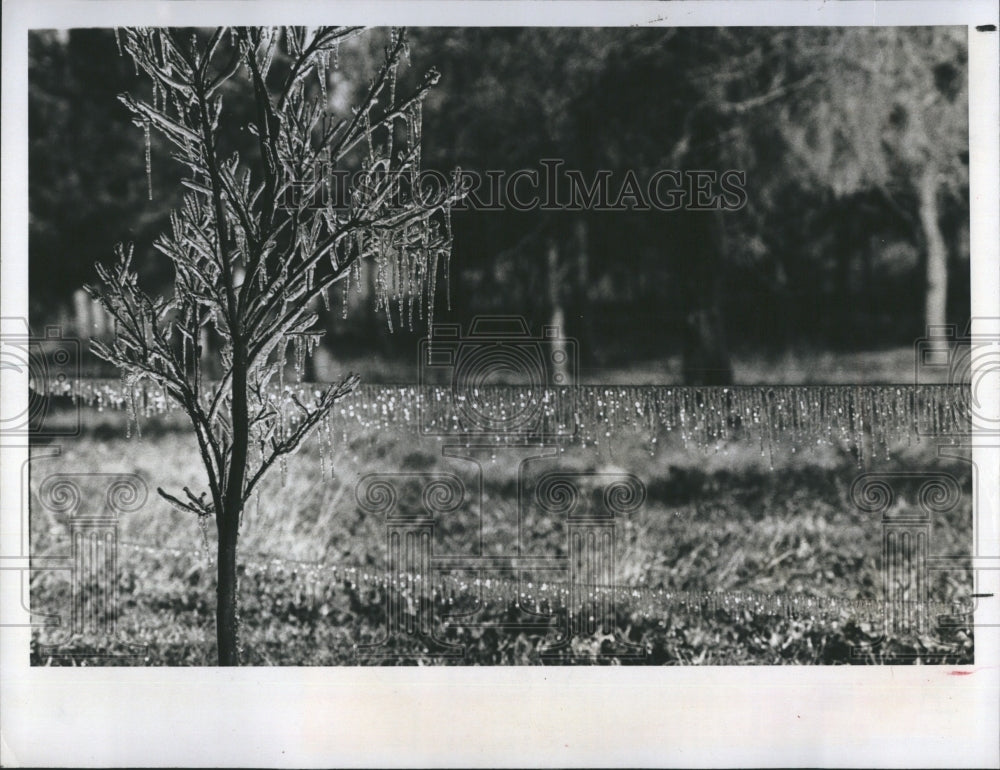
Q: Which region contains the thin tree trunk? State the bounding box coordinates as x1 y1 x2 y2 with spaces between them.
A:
574 217 593 368
682 309 732 385
919 168 948 331
217 346 250 666
680 211 733 386
547 237 570 384
835 207 855 350
216 515 240 666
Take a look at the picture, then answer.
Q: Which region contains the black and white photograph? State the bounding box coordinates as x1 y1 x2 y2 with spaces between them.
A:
2 0 998 766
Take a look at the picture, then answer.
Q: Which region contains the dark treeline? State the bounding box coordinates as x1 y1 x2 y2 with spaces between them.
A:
29 27 970 381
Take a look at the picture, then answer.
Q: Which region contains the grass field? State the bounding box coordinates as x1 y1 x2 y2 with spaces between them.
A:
28 399 974 666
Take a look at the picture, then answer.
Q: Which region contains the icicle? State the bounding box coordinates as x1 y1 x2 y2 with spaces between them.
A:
125 372 142 439
294 335 306 382
404 104 416 159
386 56 398 161
143 119 153 200
318 418 326 476
388 52 397 109
319 48 329 106
123 375 133 438
443 219 453 313
341 265 351 319
853 385 864 467
128 34 139 75
413 99 423 169
197 513 212 564
277 336 288 391
113 27 123 57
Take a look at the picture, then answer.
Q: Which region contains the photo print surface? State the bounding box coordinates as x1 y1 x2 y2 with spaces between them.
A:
21 23 981 667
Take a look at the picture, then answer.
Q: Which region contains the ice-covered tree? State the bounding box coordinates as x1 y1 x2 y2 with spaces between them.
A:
88 26 458 665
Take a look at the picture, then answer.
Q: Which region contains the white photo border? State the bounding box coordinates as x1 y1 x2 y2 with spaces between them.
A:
2 1 998 767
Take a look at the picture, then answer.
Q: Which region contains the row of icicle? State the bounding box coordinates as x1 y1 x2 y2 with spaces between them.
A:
115 541 939 628
47 378 968 463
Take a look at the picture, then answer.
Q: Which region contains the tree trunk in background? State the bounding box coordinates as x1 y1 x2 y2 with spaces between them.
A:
574 217 593 368
682 308 732 385
680 210 733 386
919 168 948 332
73 289 91 340
547 237 571 385
835 232 854 350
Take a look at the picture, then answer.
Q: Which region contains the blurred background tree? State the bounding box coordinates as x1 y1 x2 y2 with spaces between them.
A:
29 26 970 384
29 30 180 319
774 27 969 336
